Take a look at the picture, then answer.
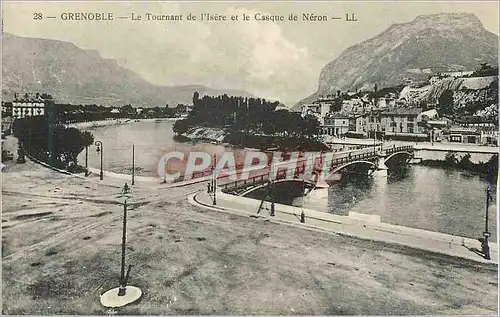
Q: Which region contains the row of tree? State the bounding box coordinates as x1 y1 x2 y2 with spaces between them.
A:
12 116 94 170
36 103 189 124
173 93 321 139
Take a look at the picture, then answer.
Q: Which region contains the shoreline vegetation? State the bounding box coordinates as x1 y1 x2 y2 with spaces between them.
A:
173 92 329 151
417 151 498 178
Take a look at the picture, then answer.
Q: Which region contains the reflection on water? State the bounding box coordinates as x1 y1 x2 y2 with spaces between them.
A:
301 165 497 240
83 121 497 240
78 120 230 177
387 166 411 184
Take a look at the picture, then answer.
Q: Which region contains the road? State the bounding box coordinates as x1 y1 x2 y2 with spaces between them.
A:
1 158 498 315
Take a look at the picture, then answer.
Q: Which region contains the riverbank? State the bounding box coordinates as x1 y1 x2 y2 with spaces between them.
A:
65 117 180 129
2 160 498 315
180 127 329 151
192 190 498 264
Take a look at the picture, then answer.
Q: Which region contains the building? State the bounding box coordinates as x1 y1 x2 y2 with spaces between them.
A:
1 102 13 117
444 126 482 144
274 104 290 112
364 108 423 138
455 116 497 129
323 113 350 136
444 116 499 145
11 94 48 119
301 102 331 125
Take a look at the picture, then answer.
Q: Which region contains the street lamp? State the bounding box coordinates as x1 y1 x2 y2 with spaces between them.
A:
268 179 275 217
100 183 142 308
481 185 493 260
95 141 103 180
118 183 132 296
85 145 89 177
211 154 217 205
131 144 135 186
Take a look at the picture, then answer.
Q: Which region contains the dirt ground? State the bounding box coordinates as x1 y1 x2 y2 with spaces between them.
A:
1 161 498 315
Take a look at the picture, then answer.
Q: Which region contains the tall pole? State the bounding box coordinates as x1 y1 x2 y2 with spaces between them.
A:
212 154 217 205
482 158 494 260
132 144 135 185
118 197 128 296
95 141 103 180
100 144 103 180
485 187 490 234
482 186 491 260
85 145 89 177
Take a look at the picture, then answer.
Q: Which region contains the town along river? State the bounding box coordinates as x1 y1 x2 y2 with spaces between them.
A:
81 120 497 241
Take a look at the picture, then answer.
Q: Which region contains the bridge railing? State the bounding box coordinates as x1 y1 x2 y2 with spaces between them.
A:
221 169 289 192
384 145 414 155
183 145 414 187
221 151 380 192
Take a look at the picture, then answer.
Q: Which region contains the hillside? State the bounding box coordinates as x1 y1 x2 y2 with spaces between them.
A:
400 75 498 119
2 33 253 107
296 13 498 109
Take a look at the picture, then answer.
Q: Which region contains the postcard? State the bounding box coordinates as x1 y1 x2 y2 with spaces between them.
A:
1 1 499 315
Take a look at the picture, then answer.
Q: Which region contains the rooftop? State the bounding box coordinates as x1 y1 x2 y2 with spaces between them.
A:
456 116 496 124
378 108 423 115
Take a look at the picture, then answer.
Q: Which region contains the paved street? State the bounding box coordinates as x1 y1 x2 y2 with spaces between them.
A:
1 160 498 315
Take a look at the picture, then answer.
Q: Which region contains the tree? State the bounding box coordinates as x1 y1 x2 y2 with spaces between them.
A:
438 90 454 117
173 119 191 135
193 91 200 106
13 116 94 169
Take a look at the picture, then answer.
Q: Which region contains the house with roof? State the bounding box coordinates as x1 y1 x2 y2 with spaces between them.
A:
323 113 350 136
442 116 498 145
11 94 48 119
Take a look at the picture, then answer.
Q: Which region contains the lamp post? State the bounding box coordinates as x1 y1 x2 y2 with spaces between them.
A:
131 144 135 186
211 154 217 205
269 179 275 217
85 145 89 177
481 159 495 260
119 183 132 295
95 141 103 180
100 183 142 308
482 185 492 260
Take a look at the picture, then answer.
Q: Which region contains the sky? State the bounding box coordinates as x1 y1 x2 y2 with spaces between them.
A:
2 1 499 105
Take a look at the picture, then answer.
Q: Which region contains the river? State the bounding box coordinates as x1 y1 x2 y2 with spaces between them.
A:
79 120 497 241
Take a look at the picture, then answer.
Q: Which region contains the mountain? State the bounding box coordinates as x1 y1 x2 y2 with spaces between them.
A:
2 33 253 107
295 13 498 109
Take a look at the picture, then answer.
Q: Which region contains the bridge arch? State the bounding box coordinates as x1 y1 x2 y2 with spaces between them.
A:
384 151 413 168
329 160 378 176
320 160 377 186
239 178 316 197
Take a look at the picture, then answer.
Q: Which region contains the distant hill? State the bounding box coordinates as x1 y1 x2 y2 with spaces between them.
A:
295 13 498 110
2 33 253 107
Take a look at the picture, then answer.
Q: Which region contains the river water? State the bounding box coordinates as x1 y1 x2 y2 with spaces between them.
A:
80 120 497 241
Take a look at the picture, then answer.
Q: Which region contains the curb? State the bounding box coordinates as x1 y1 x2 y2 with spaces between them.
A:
189 192 498 265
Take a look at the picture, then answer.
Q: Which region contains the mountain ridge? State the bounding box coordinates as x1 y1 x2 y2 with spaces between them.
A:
295 12 498 110
2 32 254 107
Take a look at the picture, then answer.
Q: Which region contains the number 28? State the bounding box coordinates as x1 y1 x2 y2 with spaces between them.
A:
33 12 43 20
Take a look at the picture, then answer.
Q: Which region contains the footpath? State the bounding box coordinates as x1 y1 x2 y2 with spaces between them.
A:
190 190 498 265
326 137 499 154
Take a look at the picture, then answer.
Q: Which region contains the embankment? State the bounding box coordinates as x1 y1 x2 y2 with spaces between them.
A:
181 127 329 151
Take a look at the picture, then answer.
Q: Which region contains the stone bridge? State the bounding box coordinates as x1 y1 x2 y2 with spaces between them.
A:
219 145 414 200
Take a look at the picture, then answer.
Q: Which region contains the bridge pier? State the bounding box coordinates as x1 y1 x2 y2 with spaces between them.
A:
376 151 388 176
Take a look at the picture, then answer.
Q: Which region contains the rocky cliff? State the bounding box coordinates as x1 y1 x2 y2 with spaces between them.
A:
296 13 498 108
